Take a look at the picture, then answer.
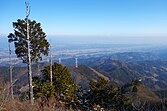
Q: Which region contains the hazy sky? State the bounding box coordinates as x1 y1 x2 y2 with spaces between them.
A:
0 0 167 37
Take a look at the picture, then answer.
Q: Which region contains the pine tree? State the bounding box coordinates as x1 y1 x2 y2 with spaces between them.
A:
33 62 77 102
8 19 49 63
8 18 49 104
88 77 129 110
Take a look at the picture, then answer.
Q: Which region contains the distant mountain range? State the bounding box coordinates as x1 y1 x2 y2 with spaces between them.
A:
65 52 167 90
1 51 167 95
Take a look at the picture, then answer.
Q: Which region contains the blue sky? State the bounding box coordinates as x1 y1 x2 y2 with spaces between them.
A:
0 0 167 37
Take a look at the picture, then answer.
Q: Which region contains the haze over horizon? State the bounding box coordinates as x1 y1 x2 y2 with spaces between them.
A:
0 0 167 45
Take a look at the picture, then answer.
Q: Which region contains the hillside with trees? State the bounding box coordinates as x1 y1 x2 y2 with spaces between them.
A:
0 0 167 110
0 62 167 110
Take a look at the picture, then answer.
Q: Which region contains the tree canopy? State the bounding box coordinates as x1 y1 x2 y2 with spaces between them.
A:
33 62 77 101
88 77 129 110
8 18 49 63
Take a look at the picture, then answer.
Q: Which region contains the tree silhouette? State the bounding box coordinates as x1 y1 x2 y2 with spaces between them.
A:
8 19 49 63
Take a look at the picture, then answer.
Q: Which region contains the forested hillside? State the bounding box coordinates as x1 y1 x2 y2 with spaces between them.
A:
1 0 167 110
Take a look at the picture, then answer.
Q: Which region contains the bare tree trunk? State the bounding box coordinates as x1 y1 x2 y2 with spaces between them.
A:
50 45 53 85
26 0 33 105
9 66 13 99
8 43 13 99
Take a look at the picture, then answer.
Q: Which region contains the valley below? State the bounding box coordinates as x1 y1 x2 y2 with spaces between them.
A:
1 44 167 91
0 43 167 110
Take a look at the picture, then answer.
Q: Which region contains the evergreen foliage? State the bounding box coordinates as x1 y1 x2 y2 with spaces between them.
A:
33 62 77 103
88 77 130 110
8 19 49 63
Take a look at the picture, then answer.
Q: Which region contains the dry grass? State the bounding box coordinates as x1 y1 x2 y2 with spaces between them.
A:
0 83 73 111
0 99 72 111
